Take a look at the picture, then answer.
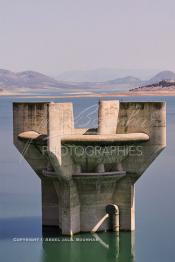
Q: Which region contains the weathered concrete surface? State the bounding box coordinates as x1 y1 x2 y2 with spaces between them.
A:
18 132 149 143
98 100 119 134
13 100 166 235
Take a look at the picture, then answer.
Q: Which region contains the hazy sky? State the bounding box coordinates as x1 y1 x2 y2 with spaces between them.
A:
0 0 175 75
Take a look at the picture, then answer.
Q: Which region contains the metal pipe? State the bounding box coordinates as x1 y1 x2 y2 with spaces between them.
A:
106 204 119 232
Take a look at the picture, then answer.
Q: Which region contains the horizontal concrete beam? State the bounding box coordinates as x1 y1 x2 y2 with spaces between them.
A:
73 171 126 176
18 131 149 142
62 133 149 142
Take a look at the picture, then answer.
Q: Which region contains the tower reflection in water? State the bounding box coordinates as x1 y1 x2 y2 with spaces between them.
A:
42 231 135 262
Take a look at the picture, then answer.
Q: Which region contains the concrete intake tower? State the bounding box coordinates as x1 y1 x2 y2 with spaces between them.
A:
13 100 166 235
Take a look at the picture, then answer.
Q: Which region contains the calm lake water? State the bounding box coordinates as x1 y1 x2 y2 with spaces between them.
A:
0 95 175 262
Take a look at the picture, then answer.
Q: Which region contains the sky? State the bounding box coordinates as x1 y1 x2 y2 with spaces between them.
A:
0 0 175 75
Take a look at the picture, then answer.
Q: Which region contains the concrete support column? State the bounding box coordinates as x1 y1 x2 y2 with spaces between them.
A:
96 163 105 173
48 102 74 170
113 177 135 231
98 100 119 135
74 164 81 175
75 178 119 232
54 181 80 235
41 179 60 227
96 100 120 175
116 163 123 172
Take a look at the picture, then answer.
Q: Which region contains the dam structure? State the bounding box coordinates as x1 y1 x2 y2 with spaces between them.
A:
13 100 166 235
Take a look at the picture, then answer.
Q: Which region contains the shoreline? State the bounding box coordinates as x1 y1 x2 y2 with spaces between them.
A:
1 90 175 99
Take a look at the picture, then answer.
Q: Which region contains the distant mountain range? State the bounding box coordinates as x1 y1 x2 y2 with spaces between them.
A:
0 69 175 94
56 68 159 82
0 69 78 91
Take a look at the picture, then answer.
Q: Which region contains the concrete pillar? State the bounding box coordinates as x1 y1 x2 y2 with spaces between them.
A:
42 179 59 227
48 102 74 164
54 181 80 235
74 164 81 174
75 176 119 232
98 100 119 135
113 177 135 231
96 163 105 173
97 100 120 172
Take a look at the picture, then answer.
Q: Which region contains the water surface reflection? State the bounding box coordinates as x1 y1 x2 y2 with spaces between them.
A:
42 231 135 262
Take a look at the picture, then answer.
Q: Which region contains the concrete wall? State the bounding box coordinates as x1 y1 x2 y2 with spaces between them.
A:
42 179 59 226
13 103 49 177
117 102 166 179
